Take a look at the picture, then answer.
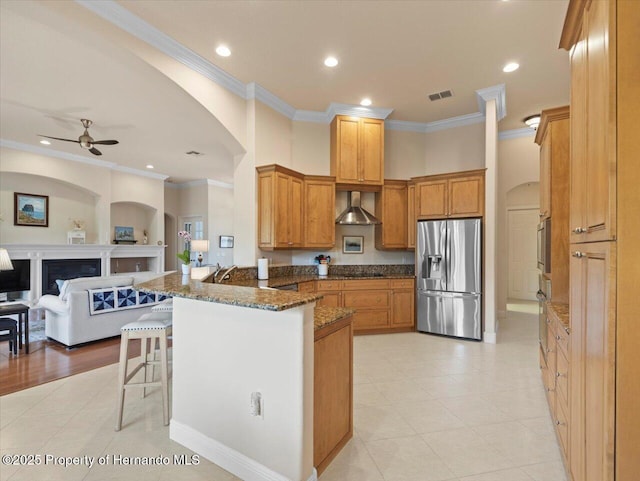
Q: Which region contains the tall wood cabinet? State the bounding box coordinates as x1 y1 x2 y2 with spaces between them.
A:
535 106 570 304
407 182 416 249
374 180 408 250
560 1 640 480
413 169 485 220
330 115 384 190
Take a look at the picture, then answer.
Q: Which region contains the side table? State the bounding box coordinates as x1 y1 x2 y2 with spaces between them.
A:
0 303 30 354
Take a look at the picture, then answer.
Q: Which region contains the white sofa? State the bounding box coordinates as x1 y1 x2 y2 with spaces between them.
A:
38 275 159 347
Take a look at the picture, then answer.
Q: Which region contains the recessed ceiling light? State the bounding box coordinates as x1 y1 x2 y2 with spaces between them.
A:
146 164 154 169
503 62 519 73
360 98 372 107
39 139 51 145
324 56 338 67
216 45 231 57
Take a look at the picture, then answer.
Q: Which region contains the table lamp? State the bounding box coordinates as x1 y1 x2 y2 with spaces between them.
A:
191 240 209 267
0 248 13 271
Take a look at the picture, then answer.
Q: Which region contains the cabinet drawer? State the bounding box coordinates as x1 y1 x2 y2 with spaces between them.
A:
342 279 390 290
390 279 414 289
555 396 569 460
353 310 389 330
316 292 341 308
316 280 343 291
555 323 570 360
297 281 315 293
343 290 389 308
556 349 570 409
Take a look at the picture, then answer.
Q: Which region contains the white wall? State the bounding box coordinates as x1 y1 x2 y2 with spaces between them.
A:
207 183 234 267
424 123 485 174
292 122 330 175
385 129 426 179
0 171 98 244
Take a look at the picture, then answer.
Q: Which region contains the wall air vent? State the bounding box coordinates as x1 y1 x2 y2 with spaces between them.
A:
428 90 454 101
185 151 203 156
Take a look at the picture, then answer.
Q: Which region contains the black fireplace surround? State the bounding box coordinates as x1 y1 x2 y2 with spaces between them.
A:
42 258 101 296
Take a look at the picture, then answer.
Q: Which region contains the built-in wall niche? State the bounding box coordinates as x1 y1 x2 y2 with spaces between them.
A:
110 202 156 245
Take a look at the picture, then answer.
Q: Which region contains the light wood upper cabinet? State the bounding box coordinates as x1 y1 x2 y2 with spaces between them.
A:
303 175 336 249
407 182 416 249
374 180 408 250
414 170 485 220
568 0 616 244
330 115 384 190
257 165 303 250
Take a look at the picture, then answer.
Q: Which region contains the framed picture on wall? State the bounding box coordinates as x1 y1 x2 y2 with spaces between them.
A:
219 235 234 248
14 192 49 227
113 226 136 244
342 236 364 254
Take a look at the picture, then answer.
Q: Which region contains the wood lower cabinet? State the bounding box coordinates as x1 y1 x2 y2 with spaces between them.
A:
330 115 384 190
413 170 485 220
314 315 353 474
316 278 415 333
303 175 336 249
297 281 315 293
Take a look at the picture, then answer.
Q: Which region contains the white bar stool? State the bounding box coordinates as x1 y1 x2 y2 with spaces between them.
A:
115 311 172 431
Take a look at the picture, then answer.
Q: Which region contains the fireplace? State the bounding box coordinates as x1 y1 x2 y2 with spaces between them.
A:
42 258 101 296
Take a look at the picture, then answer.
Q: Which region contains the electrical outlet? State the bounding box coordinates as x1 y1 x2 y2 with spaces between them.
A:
250 392 262 417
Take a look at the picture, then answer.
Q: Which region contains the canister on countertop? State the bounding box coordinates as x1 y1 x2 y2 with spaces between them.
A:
258 257 269 280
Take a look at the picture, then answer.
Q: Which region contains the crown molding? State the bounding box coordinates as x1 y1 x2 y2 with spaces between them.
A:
386 112 485 133
476 84 506 121
76 0 247 98
1 139 168 180
112 165 168 180
247 83 296 119
77 1 509 135
168 178 232 189
499 127 536 140
207 179 234 189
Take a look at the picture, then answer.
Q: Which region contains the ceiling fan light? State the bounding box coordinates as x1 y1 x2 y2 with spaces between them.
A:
524 114 541 129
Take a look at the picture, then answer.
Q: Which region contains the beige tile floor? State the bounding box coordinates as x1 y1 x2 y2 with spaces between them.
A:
0 300 566 481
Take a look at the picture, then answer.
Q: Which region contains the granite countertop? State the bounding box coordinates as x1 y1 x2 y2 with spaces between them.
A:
230 273 414 289
135 273 322 312
314 306 355 331
548 302 570 330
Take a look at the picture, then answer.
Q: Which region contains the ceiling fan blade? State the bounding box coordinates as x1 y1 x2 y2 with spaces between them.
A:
91 140 119 145
89 147 102 156
38 135 80 144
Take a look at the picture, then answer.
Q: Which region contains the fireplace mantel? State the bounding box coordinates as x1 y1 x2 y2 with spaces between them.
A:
2 244 166 301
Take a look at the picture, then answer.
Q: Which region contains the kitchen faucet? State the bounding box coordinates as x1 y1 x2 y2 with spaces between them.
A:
215 265 237 283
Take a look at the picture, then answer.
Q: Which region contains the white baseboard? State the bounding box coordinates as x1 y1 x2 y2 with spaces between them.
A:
170 420 316 481
483 331 497 344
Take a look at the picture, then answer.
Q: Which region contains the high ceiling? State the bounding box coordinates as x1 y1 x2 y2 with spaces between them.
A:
0 0 570 184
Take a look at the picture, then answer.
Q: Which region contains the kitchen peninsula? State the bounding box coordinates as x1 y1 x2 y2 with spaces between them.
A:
135 273 354 481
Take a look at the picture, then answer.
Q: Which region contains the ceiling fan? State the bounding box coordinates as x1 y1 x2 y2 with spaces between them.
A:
39 119 119 156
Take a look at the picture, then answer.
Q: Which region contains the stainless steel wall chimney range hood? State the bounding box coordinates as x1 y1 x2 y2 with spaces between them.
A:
335 191 381 225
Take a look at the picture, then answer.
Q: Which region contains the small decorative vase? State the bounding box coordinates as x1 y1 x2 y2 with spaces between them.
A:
181 274 190 285
318 263 328 276
181 263 191 275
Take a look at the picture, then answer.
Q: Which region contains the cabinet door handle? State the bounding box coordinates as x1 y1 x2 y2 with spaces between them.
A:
572 251 585 258
555 420 565 426
572 227 586 234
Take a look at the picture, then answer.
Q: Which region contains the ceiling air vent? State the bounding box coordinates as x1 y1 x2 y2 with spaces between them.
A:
185 151 203 156
428 89 454 101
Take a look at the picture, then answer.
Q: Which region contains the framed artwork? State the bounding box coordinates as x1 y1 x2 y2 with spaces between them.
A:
14 192 49 227
219 235 234 248
343 235 364 254
114 226 136 243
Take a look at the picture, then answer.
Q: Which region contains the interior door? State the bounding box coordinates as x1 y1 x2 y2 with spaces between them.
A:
508 208 540 300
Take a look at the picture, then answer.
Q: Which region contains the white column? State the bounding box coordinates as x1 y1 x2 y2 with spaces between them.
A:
484 98 498 343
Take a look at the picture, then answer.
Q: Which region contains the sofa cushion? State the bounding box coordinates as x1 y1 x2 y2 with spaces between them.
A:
59 276 134 301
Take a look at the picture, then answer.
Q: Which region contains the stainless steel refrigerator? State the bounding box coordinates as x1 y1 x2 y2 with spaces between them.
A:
416 218 482 340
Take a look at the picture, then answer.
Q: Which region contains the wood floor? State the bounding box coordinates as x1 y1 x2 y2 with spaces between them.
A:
0 337 141 396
